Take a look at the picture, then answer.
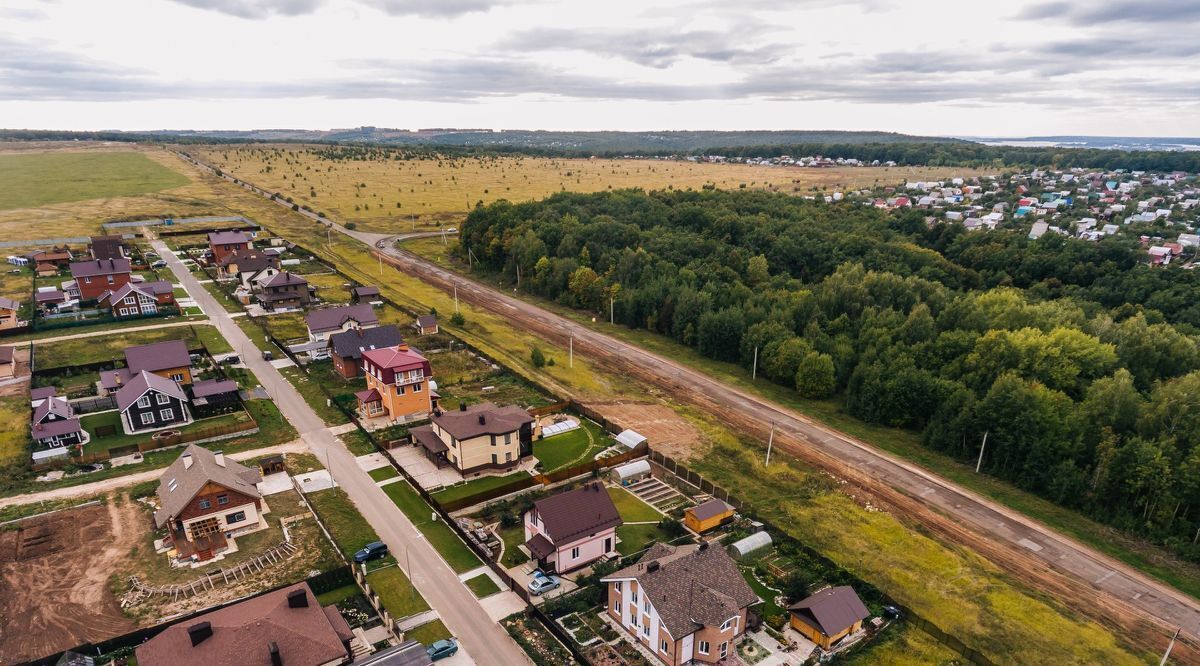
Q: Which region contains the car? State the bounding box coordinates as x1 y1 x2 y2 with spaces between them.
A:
882 605 902 620
262 350 274 361
527 573 561 596
150 260 167 268
353 541 389 563
426 639 458 661
220 355 241 366
446 227 458 233
144 251 159 258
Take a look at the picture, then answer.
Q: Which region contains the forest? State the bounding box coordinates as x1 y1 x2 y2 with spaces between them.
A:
460 189 1200 561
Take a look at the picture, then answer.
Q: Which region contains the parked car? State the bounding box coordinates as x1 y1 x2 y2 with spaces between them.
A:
220 355 240 366
446 227 458 233
353 541 389 563
150 260 167 268
882 605 902 620
527 573 561 596
262 350 274 361
426 639 458 661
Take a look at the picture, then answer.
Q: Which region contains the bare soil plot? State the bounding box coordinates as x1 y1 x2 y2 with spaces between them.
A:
583 401 702 459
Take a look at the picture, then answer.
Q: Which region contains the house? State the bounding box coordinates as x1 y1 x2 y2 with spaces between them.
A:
684 498 735 534
1149 245 1174 266
257 271 311 311
190 378 241 408
135 583 353 666
601 542 760 665
27 247 73 275
414 314 438 335
0 296 22 330
97 281 175 317
69 258 132 301
34 288 66 311
0 346 12 378
88 235 126 261
101 339 194 393
351 285 380 303
152 445 263 561
788 586 871 651
30 391 87 458
1029 221 1049 239
524 482 622 573
406 402 532 474
207 230 253 265
356 344 434 423
218 251 279 283
115 370 191 433
306 304 379 345
328 325 404 378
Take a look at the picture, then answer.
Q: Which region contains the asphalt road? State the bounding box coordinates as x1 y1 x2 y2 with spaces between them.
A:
152 239 529 665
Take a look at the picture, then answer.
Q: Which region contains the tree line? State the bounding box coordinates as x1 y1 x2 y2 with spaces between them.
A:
460 189 1200 561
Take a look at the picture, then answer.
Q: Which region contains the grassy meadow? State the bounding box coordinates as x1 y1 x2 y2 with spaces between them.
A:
0 149 189 210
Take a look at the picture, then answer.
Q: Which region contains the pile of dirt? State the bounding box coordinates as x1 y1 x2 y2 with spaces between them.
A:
584 401 702 460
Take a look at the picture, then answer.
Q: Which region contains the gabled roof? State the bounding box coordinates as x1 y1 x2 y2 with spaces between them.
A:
531 482 621 545
602 543 759 639
410 425 448 454
115 370 187 412
416 314 437 328
208 230 252 245
89 235 125 260
192 378 239 398
69 258 131 278
153 444 262 528
0 296 19 310
352 286 380 298
33 396 73 424
431 402 531 440
31 416 81 441
687 498 734 522
35 289 64 303
526 532 554 559
31 386 56 403
263 271 308 288
126 339 191 374
787 586 870 637
305 304 378 334
330 325 404 361
219 252 277 272
100 281 170 304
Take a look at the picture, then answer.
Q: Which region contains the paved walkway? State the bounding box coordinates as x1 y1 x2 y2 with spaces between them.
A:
153 239 531 664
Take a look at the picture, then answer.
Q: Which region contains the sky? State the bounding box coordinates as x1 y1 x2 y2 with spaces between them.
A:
2 0 1199 136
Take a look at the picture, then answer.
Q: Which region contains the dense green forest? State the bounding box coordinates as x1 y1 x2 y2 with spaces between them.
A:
460 189 1200 561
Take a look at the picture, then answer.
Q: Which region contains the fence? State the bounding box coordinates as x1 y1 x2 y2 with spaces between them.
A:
62 416 260 467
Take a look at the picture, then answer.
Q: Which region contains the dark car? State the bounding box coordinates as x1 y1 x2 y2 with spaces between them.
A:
262 350 274 361
426 639 458 661
220 355 240 366
353 541 388 563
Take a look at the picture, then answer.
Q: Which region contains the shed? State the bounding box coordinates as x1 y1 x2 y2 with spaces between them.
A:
685 498 735 533
611 459 651 485
727 530 772 559
615 429 647 449
259 454 286 475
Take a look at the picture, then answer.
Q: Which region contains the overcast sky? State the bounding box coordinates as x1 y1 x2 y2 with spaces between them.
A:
2 0 1199 136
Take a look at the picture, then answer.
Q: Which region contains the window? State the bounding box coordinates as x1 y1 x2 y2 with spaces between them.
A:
170 373 183 382
721 618 732 631
643 599 650 613
107 275 114 284
504 432 512 445
698 641 710 655
137 395 151 408
226 511 247 524
630 613 637 628
614 601 621 614
490 435 497 447
118 308 128 316
140 412 154 425
720 642 728 659
124 296 136 305
630 591 638 605
571 546 580 559
642 624 650 637
660 640 669 654
159 408 174 421
604 537 613 553
85 277 92 284
156 393 170 405
397 384 406 395
505 451 512 462
491 454 497 464
217 494 229 506
198 499 211 509
413 382 422 392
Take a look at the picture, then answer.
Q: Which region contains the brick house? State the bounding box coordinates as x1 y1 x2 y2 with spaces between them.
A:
356 344 434 423
152 445 263 562
116 370 191 433
601 542 760 665
407 402 533 474
69 258 132 301
207 231 253 265
97 280 175 317
524 482 622 573
256 271 311 311
101 339 194 394
328 325 404 378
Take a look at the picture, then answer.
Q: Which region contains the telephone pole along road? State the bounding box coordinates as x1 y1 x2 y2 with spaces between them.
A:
181 150 1200 643
151 238 530 666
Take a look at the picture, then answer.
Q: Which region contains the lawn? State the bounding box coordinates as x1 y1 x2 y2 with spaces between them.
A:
365 566 430 619
198 278 243 313
79 409 253 456
305 272 353 302
430 471 531 504
497 522 530 567
261 311 308 342
607 486 661 522
381 479 482 573
464 572 502 598
404 619 452 645
615 523 670 556
340 429 377 456
0 266 33 301
841 624 959 666
191 324 234 355
0 150 190 210
307 486 384 557
278 365 353 426
369 465 400 482
532 419 612 473
34 325 204 369
435 374 555 411
315 583 360 607
0 395 28 468
739 566 784 619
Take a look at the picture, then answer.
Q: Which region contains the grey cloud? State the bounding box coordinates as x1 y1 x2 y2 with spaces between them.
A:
496 25 782 68
359 0 508 17
167 0 324 19
1016 0 1200 25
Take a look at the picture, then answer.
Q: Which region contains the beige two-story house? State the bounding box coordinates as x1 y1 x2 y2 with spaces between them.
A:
409 402 533 474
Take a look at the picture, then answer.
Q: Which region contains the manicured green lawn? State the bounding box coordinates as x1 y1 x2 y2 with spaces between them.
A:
404 619 452 645
0 151 189 209
340 429 377 456
366 566 430 619
369 465 400 482
382 480 482 573
80 409 252 456
315 583 360 606
498 523 530 567
616 523 669 556
464 573 501 598
279 366 351 425
307 487 384 556
532 418 612 472
607 486 661 522
430 471 531 504
0 396 28 468
740 566 784 619
192 324 234 354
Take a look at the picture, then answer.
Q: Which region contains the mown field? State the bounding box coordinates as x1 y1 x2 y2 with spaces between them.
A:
0 148 189 210
193 145 982 234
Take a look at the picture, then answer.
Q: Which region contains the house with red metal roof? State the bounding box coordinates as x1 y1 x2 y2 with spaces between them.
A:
69 258 132 301
524 482 622 573
356 344 433 424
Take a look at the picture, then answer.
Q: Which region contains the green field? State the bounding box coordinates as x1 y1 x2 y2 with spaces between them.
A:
532 419 612 473
0 151 190 210
0 396 28 468
365 566 430 619
607 486 661 522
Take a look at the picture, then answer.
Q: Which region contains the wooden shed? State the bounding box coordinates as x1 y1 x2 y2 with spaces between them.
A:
258 454 286 475
788 585 870 650
684 498 735 533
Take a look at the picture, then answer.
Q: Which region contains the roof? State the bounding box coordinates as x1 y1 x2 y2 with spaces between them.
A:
153 444 262 528
356 641 432 666
355 388 382 403
615 429 647 448
101 280 172 304
32 417 82 440
410 425 448 454
602 543 760 638
35 289 65 303
89 235 125 260
526 532 555 559
362 344 430 373
115 370 188 412
787 586 870 637
306 304 378 334
530 482 621 545
126 339 191 373
31 386 57 402
416 314 437 328
0 346 12 364
0 296 18 310
263 271 308 289
219 252 277 272
33 395 73 424
352 286 380 298
431 402 532 440
192 378 239 398
69 258 131 278
330 325 404 361
135 583 351 666
208 230 252 245
688 498 734 522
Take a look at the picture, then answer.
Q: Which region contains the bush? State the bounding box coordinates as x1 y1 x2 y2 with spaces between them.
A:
345 222 358 230
531 347 546 367
764 613 787 631
450 311 465 326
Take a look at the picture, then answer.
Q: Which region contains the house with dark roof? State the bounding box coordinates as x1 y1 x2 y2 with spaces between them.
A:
328 324 404 378
351 285 380 303
152 445 263 562
357 344 434 424
97 280 175 317
101 339 194 393
257 271 311 311
30 392 88 461
190 378 241 413
219 251 280 285
788 586 870 650
116 370 191 433
88 235 126 261
28 247 74 276
69 258 132 301
406 401 531 474
524 482 622 573
0 296 22 331
306 304 379 350
414 314 438 335
601 542 760 664
135 582 353 666
207 230 253 265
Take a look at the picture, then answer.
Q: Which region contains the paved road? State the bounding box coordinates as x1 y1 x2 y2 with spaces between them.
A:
181 150 1200 643
152 239 529 665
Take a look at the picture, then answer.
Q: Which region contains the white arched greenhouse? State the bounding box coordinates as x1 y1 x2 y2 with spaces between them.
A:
611 459 652 485
727 531 772 559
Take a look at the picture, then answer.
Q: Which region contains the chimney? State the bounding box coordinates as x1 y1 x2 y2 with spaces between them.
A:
478 414 486 425
182 452 193 470
459 401 467 412
699 541 709 552
187 621 213 647
287 588 309 608
647 561 660 573
269 641 282 666
213 451 225 467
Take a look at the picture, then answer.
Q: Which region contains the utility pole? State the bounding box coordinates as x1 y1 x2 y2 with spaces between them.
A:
454 284 459 313
406 545 414 603
441 227 447 245
975 431 989 473
765 422 775 466
609 296 614 325
411 214 415 231
1159 628 1180 666
326 226 331 248
378 253 382 275
751 346 758 380
569 335 574 368
516 263 521 288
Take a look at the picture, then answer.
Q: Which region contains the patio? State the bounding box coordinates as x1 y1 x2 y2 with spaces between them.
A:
390 440 464 490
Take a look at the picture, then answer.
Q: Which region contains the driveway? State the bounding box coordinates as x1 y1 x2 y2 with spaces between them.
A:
153 239 530 664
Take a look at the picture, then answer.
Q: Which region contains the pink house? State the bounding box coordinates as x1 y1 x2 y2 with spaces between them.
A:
524 483 622 573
